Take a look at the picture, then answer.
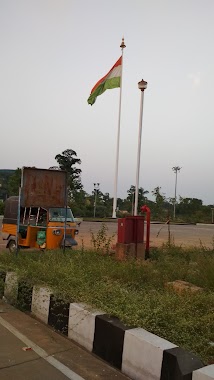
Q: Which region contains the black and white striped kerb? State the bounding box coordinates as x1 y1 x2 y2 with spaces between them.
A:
160 347 204 380
92 314 131 369
68 302 103 352
2 272 213 380
192 365 214 379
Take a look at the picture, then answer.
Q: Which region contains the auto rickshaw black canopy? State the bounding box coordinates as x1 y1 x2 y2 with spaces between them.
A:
3 196 18 225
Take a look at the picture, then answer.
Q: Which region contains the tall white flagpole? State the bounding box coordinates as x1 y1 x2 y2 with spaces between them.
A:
112 37 126 218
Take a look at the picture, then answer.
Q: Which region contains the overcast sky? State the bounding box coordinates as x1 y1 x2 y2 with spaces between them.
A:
1 0 214 204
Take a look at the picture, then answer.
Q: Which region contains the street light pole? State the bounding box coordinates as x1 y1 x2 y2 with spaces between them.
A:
134 79 147 216
93 183 100 218
172 166 181 219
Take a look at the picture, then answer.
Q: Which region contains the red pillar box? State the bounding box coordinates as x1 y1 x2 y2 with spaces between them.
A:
117 218 134 244
117 216 144 244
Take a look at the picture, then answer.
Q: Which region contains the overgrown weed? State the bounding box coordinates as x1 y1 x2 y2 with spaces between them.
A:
90 223 115 254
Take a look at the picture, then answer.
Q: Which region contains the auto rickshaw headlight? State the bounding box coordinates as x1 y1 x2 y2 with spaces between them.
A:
53 229 61 235
75 230 79 235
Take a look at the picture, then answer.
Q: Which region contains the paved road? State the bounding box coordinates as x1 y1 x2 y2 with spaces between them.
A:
0 300 129 380
1 217 214 251
76 221 214 249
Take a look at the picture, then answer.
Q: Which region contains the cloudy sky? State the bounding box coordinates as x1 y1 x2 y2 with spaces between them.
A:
1 0 214 204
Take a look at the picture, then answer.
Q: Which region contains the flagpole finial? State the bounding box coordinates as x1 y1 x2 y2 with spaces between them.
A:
120 37 126 49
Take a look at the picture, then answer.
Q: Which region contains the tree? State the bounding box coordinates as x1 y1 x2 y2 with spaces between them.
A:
70 189 88 216
177 197 203 215
151 186 166 219
55 149 82 199
0 201 4 214
102 193 113 216
127 185 149 214
0 170 16 200
8 168 21 196
152 186 165 204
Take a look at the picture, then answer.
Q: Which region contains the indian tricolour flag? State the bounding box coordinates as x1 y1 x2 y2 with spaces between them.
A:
87 56 122 106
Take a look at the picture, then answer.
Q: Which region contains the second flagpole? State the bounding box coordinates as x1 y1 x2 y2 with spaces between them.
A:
112 37 126 218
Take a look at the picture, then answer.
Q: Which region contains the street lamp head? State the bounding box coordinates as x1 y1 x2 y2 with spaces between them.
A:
138 79 147 91
172 166 182 173
93 182 100 190
120 37 126 49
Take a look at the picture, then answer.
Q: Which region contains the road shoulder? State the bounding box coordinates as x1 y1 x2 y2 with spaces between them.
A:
0 300 129 380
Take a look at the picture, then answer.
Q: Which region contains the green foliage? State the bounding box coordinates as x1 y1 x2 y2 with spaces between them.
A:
0 201 4 214
16 281 33 311
90 223 115 254
178 197 203 213
0 245 213 363
0 169 16 200
0 278 5 298
69 189 89 217
55 149 81 176
8 168 21 196
126 185 149 214
151 186 168 220
54 149 83 201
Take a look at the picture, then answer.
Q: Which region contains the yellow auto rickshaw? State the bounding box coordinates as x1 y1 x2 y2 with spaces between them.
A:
2 196 78 252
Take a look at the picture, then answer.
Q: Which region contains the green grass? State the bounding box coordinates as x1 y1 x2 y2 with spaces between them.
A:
0 244 213 364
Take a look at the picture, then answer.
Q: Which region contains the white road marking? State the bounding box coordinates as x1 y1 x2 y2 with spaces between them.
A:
0 316 85 380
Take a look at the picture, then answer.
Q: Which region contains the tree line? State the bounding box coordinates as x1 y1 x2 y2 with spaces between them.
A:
0 149 213 223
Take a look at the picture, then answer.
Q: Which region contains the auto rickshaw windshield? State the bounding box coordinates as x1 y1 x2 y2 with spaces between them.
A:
49 207 74 222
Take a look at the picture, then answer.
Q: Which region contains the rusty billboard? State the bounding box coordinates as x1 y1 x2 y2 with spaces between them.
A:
20 167 67 208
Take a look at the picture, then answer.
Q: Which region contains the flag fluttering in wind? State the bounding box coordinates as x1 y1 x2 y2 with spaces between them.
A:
87 56 122 106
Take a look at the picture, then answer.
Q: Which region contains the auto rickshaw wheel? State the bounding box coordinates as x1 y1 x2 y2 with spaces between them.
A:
8 240 17 253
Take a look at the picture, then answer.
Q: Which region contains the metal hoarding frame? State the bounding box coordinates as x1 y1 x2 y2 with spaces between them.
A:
16 167 68 255
20 167 67 209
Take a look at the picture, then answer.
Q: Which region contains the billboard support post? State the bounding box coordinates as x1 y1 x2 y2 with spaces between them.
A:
16 186 21 256
63 174 68 253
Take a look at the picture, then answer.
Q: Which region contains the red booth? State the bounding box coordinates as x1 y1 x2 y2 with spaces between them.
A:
117 216 144 244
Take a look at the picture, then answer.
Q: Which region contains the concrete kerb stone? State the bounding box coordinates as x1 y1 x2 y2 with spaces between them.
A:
4 272 18 304
31 286 51 324
122 327 177 380
68 303 103 352
161 346 204 380
93 314 131 370
193 365 214 379
1 271 212 380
